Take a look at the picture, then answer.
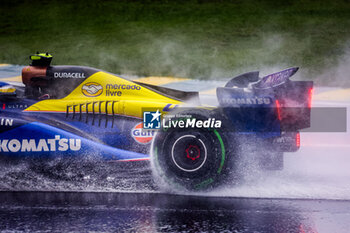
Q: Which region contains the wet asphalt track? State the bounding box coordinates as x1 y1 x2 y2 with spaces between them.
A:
1 191 350 232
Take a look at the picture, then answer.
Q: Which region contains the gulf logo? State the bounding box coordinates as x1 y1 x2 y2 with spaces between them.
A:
82 82 103 97
131 123 156 144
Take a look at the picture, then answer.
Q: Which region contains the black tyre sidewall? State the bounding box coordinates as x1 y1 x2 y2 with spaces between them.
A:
152 126 228 190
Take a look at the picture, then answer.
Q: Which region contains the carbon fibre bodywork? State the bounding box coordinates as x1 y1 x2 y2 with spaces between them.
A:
0 62 312 166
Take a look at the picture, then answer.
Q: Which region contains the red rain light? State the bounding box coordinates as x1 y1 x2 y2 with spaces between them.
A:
296 132 300 148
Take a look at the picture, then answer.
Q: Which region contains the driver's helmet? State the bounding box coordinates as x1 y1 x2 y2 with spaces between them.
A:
30 52 52 67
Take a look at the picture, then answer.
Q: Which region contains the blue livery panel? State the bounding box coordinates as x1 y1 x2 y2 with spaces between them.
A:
0 121 149 161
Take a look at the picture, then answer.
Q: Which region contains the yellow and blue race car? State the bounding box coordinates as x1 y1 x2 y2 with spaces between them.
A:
0 53 313 190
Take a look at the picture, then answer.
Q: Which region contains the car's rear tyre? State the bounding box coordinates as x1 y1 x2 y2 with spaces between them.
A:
151 110 236 191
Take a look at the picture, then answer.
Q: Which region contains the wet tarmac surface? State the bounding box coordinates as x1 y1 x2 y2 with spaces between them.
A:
1 191 350 232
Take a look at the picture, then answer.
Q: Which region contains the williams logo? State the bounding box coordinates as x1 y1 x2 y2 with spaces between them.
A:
143 110 161 129
82 82 103 97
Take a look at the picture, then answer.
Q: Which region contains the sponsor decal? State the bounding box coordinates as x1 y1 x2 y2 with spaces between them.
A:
143 110 161 129
54 72 86 79
0 118 13 126
105 84 141 96
106 89 122 97
273 133 296 144
5 104 29 109
0 135 81 152
82 82 103 97
106 84 141 90
221 97 271 105
274 137 293 143
131 123 155 144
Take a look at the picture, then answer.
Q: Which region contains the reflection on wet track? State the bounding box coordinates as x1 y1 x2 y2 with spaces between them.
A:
1 191 350 232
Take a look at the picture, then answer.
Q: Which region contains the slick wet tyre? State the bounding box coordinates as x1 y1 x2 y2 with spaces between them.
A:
151 118 234 191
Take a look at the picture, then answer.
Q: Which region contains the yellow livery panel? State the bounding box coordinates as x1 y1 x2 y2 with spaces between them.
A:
25 71 182 118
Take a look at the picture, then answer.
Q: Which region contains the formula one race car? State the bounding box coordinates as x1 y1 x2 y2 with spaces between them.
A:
0 53 313 191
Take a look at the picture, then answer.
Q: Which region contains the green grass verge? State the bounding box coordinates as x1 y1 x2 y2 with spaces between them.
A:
1 0 350 85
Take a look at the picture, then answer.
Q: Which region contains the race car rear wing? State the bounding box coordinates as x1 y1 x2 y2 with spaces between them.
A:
217 67 313 131
223 67 299 90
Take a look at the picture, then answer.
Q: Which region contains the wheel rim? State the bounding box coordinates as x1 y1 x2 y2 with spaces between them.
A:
171 135 208 172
